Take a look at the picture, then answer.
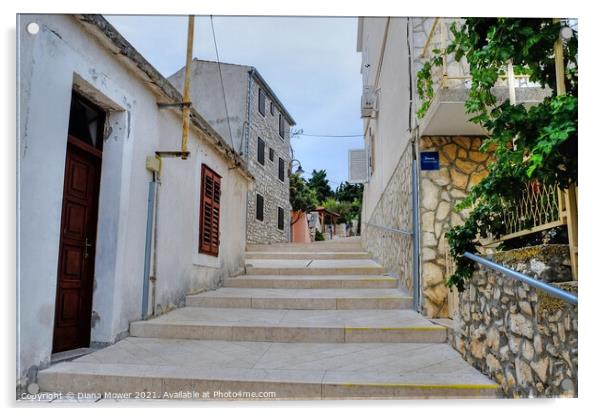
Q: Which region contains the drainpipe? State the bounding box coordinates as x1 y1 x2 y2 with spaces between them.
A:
141 176 156 319
142 158 161 319
407 18 422 312
245 70 253 159
411 141 421 312
147 16 195 316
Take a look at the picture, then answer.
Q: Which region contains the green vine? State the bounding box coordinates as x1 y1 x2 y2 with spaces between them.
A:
417 18 578 291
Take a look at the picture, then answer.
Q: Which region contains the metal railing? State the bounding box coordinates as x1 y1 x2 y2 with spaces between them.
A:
420 18 534 93
463 252 578 305
364 222 413 236
499 182 564 240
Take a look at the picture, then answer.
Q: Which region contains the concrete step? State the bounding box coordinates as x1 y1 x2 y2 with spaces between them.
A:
38 338 499 400
247 239 363 253
130 308 446 343
245 259 385 275
245 251 372 260
224 274 398 289
186 288 412 310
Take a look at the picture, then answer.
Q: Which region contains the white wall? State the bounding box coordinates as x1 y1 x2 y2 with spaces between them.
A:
17 14 249 386
357 17 413 224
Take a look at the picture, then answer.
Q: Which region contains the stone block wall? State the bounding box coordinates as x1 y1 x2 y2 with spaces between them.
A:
362 142 414 292
245 78 292 244
419 136 490 317
448 245 578 398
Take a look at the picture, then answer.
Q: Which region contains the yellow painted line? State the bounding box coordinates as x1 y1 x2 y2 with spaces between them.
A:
345 326 446 331
336 383 499 390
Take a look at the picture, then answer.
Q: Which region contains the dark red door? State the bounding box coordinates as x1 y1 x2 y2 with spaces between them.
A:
52 136 102 353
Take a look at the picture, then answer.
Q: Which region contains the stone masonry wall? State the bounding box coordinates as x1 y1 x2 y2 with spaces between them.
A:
448 245 578 398
246 78 292 244
419 136 490 317
363 142 413 292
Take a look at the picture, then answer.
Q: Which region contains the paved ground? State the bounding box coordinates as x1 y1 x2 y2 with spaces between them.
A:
38 239 499 400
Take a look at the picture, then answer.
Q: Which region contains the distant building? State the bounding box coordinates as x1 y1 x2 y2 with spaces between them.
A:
169 60 296 244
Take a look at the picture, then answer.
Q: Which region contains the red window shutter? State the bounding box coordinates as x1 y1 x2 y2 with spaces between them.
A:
199 165 221 256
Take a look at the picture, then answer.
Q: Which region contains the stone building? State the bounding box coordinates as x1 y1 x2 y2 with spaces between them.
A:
356 17 575 398
355 17 548 318
17 14 252 391
169 60 296 244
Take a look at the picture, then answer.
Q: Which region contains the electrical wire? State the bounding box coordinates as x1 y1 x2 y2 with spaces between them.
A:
210 15 235 150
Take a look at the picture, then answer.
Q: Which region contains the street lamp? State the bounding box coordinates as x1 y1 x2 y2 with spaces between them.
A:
290 159 304 175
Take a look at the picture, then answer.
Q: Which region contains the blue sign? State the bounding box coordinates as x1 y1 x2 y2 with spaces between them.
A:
420 151 440 171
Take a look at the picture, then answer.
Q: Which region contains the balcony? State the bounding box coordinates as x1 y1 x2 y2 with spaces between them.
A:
417 18 550 136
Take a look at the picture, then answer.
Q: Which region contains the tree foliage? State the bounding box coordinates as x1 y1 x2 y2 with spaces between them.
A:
289 173 318 214
307 169 334 203
416 18 577 290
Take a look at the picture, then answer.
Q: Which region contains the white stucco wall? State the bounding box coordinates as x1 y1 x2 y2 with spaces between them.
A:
17 14 249 387
357 17 413 224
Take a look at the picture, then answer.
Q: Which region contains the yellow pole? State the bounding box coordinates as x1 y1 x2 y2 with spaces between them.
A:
181 15 195 160
553 18 566 96
553 18 577 279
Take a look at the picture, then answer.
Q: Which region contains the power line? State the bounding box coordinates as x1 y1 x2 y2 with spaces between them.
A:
210 15 235 150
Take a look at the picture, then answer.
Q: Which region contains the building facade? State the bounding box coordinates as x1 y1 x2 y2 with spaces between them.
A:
356 17 547 318
17 14 252 389
169 60 296 244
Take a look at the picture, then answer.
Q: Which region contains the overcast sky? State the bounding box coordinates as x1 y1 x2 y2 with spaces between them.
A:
106 15 363 189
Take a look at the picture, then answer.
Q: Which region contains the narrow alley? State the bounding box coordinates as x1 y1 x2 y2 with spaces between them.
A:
39 238 497 399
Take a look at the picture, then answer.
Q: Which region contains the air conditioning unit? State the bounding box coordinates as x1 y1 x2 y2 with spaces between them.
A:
360 86 378 118
348 149 369 184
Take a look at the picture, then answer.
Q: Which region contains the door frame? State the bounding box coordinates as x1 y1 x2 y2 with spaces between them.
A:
52 91 105 353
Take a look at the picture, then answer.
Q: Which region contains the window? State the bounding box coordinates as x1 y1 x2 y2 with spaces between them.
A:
68 91 106 150
278 113 286 139
256 194 264 221
269 147 275 162
270 102 274 116
199 164 221 256
258 88 266 116
277 207 284 230
278 157 285 182
257 137 265 165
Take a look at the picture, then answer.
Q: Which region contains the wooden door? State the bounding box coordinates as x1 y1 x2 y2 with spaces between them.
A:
52 136 102 353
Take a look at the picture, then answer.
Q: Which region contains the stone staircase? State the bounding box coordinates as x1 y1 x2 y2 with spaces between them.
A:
39 238 499 400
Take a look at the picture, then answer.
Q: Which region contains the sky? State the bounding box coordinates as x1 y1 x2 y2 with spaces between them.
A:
106 15 364 190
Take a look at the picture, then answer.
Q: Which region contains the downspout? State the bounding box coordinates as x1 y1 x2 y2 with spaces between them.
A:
145 16 194 316
150 171 160 317
408 18 422 312
245 70 253 160
141 175 156 319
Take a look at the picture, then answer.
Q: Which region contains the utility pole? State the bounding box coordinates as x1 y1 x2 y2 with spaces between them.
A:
180 15 195 160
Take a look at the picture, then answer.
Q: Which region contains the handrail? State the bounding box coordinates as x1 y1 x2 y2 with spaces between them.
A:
463 252 578 305
365 222 412 236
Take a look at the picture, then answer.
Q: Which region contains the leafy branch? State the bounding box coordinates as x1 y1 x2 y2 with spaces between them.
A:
417 18 578 290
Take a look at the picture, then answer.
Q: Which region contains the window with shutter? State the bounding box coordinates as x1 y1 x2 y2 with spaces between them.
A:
277 207 284 230
278 113 286 139
258 88 266 116
257 137 265 165
256 194 264 221
269 147 274 162
199 164 221 256
278 157 285 182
